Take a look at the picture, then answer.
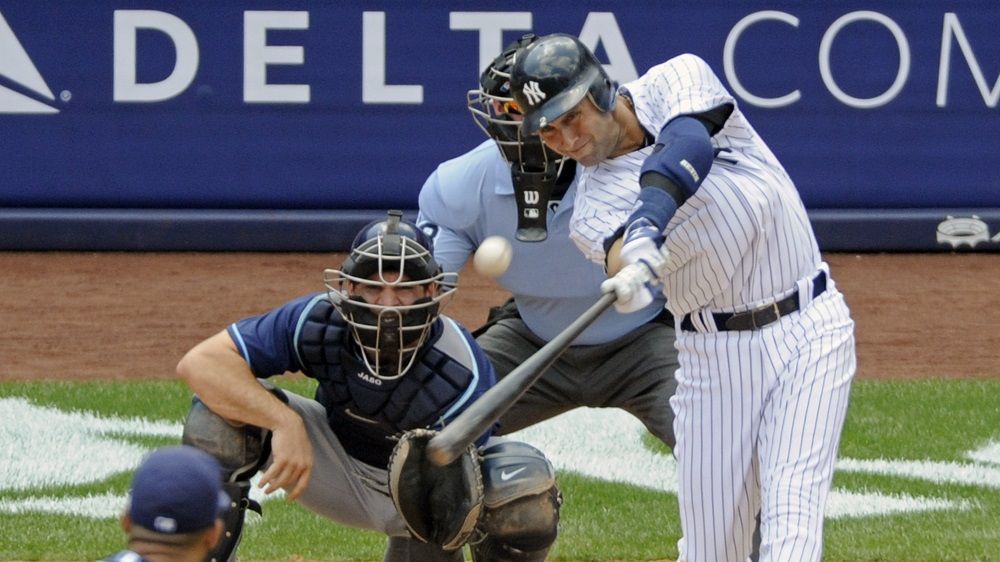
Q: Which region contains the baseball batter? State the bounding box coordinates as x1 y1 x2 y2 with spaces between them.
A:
510 34 857 562
177 211 561 562
418 35 681 444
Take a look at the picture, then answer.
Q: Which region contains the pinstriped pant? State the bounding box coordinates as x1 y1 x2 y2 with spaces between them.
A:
671 287 856 562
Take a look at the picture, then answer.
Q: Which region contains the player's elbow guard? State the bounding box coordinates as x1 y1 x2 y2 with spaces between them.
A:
640 115 714 206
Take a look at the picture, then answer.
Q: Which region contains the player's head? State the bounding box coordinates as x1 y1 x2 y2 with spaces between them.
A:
467 33 567 176
123 446 228 548
325 210 457 380
509 33 616 136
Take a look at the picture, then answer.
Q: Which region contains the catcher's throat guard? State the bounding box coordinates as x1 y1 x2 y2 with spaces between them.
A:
511 166 558 243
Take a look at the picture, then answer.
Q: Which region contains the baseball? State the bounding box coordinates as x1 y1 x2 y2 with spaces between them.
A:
473 236 513 278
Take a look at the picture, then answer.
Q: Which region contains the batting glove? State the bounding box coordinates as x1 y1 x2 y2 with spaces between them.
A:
619 217 666 270
601 261 661 314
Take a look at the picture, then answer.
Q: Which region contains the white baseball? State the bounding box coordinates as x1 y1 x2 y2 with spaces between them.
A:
473 236 513 278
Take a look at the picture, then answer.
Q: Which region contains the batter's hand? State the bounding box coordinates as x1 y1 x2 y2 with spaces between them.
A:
258 411 313 501
619 217 665 268
601 261 661 313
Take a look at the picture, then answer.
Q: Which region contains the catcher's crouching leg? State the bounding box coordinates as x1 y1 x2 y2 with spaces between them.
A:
181 379 287 562
470 441 561 562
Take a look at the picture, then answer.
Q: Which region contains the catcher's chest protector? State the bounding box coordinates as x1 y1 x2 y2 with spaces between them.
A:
297 301 478 463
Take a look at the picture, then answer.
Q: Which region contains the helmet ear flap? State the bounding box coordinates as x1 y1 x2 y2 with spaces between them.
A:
593 75 617 113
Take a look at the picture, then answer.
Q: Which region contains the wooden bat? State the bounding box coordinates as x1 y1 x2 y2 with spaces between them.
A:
426 292 617 466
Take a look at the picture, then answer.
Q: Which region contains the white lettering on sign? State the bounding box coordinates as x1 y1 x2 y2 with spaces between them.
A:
243 11 310 104
450 11 532 74
723 10 995 109
113 10 199 102
938 13 1000 108
362 11 422 104
9 8 993 109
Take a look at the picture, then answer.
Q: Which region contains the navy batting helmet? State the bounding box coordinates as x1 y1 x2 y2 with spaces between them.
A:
325 210 457 380
509 34 616 134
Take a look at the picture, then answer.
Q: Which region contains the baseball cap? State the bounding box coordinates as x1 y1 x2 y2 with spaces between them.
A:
127 445 230 536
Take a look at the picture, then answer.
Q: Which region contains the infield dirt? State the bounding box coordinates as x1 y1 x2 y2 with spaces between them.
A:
1 251 996 383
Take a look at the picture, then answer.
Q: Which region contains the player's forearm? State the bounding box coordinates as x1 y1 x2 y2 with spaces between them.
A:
176 330 300 432
605 238 625 275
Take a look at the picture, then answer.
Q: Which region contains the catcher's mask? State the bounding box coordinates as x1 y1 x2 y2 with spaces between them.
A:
467 33 575 242
325 210 457 380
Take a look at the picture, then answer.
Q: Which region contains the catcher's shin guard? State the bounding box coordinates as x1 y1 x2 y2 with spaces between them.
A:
210 481 260 562
182 380 285 562
470 441 561 562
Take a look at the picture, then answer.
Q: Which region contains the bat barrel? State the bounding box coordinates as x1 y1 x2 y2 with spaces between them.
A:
426 292 618 466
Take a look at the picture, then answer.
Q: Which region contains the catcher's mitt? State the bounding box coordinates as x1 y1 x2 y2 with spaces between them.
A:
387 428 484 551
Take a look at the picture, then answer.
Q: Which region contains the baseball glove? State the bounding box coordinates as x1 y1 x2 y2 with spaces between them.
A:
387 428 484 551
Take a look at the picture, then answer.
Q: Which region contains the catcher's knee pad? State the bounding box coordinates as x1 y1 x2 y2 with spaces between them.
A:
181 379 286 562
470 441 561 562
181 378 287 481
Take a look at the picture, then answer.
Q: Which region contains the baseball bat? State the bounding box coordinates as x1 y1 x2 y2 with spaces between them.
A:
426 291 618 466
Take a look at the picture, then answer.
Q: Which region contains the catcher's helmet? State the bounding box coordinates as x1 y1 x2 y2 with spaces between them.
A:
509 33 617 134
325 210 457 380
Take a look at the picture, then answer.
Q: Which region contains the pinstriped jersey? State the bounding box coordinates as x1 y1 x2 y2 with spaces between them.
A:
570 54 821 316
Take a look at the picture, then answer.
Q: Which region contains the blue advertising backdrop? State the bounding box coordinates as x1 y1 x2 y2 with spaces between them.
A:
1 2 997 250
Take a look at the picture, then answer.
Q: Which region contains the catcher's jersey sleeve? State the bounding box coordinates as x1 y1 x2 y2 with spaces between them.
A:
227 293 322 377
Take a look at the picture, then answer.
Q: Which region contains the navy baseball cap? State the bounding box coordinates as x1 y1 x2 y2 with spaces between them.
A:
127 445 229 535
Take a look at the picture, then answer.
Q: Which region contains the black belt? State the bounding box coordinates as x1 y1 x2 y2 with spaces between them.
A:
680 270 827 332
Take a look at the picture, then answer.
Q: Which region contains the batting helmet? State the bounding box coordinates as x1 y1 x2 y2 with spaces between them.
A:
509 33 617 135
325 210 457 380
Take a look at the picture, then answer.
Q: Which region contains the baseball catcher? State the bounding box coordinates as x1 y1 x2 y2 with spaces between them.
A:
178 210 560 562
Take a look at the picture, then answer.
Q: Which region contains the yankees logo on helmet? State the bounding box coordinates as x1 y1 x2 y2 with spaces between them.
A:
522 81 546 105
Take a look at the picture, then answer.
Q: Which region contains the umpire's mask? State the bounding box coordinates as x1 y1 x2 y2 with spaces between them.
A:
467 33 576 242
325 211 457 380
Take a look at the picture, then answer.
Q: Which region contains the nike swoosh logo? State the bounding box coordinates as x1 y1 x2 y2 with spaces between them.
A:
500 466 527 481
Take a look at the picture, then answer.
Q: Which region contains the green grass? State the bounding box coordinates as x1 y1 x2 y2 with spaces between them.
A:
1 378 998 561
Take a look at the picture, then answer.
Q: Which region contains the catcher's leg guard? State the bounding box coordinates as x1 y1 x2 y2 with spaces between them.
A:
182 380 286 562
470 441 561 562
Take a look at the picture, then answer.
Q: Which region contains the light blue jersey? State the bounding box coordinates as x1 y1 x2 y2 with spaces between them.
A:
418 140 666 345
